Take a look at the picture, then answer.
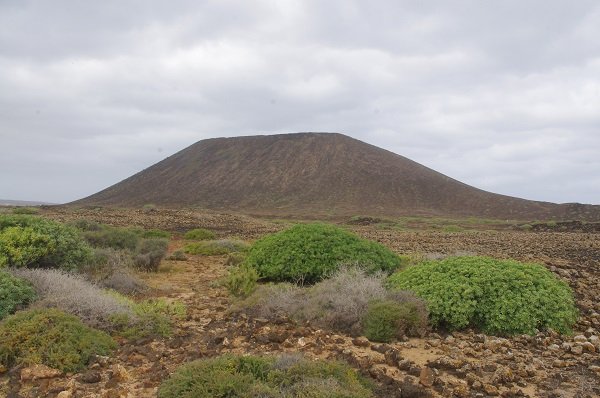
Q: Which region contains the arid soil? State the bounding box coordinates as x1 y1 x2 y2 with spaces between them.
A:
1 207 599 398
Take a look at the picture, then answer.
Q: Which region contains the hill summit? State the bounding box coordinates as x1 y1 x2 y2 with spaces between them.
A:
74 133 600 220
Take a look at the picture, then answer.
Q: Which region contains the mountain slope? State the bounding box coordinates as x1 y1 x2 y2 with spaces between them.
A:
73 133 600 220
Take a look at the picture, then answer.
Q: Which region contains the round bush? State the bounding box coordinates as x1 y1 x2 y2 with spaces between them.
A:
244 223 402 283
362 300 404 343
361 299 428 343
0 308 116 372
0 271 37 320
387 256 578 335
0 215 92 270
158 354 374 398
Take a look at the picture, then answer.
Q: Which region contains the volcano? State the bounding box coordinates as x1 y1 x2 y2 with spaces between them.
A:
73 133 600 220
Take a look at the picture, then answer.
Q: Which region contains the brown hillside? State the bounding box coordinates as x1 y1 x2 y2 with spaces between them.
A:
73 133 600 220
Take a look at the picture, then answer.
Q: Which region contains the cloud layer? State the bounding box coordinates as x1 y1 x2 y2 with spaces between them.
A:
1 0 599 204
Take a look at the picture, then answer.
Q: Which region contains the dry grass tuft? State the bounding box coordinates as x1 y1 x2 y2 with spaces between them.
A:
9 268 134 331
237 266 428 337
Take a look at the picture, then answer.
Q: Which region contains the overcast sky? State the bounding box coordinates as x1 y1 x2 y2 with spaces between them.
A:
1 0 599 205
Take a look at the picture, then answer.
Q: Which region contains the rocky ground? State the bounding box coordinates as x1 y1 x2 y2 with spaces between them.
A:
1 207 599 398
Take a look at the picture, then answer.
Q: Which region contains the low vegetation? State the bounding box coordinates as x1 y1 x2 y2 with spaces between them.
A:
235 267 428 339
109 293 186 339
80 224 141 251
166 249 187 261
141 229 171 239
133 238 169 271
387 256 578 335
362 297 428 343
244 223 403 283
0 215 92 270
0 270 36 320
9 268 183 339
184 228 216 240
11 207 40 215
158 354 375 398
0 308 116 372
9 268 134 330
223 263 259 298
72 221 169 273
184 239 249 256
86 248 147 295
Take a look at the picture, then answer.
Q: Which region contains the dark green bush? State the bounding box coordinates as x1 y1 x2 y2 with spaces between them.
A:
387 256 578 335
184 228 216 240
0 271 36 320
158 354 374 398
134 238 169 272
362 299 427 343
0 215 92 270
224 264 259 298
0 308 116 372
184 240 249 256
244 223 402 283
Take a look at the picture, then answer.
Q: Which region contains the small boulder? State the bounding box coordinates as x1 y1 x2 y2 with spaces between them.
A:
573 335 587 343
352 337 370 347
79 370 102 383
419 366 435 387
110 364 130 382
20 364 62 381
571 345 583 355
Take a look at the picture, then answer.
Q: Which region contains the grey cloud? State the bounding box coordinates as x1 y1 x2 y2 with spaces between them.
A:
1 0 599 204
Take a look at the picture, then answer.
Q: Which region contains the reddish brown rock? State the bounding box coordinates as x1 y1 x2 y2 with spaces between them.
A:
419 366 435 387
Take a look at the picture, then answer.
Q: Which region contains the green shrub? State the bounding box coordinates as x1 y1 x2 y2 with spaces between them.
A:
185 240 249 256
11 207 40 215
0 215 92 270
519 224 533 231
69 219 103 232
184 228 216 240
108 293 185 339
0 271 36 320
387 256 578 335
82 226 140 251
244 223 402 283
224 264 259 298
362 300 427 343
0 308 116 372
142 229 171 239
134 238 169 271
158 354 374 398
